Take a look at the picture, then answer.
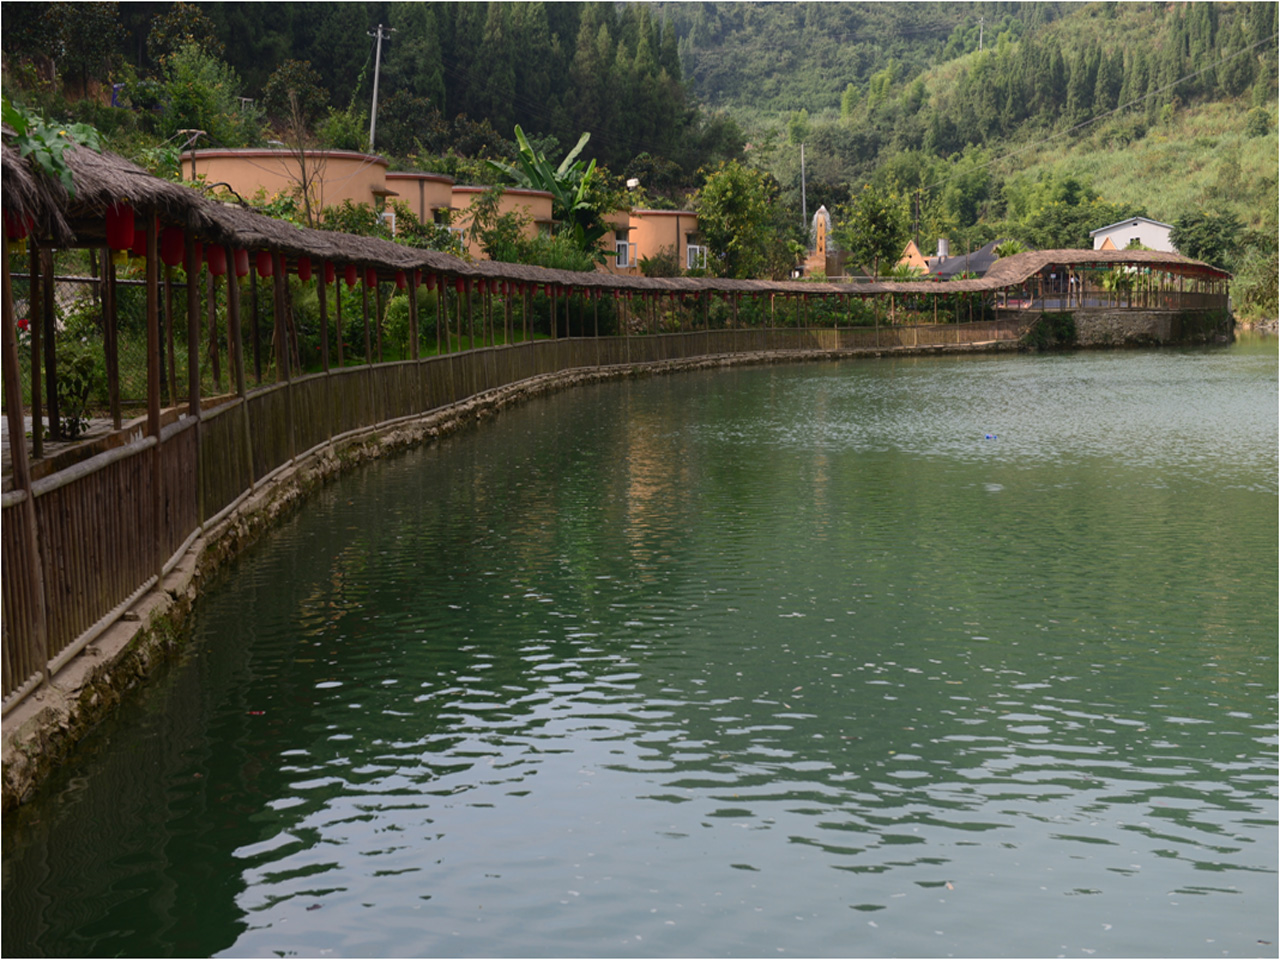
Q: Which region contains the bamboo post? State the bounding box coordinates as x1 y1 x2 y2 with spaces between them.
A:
466 282 474 348
361 278 372 364
3 221 51 691
484 285 492 347
145 221 161 435
248 262 261 384
374 279 384 363
225 245 246 397
505 285 513 346
29 241 44 457
165 265 179 398
104 250 122 429
206 270 221 392
273 251 296 461
185 235 201 417
40 246 58 440
456 280 465 352
319 268 330 372
408 276 418 361
146 219 164 573
438 282 446 353
272 254 290 382
335 279 345 367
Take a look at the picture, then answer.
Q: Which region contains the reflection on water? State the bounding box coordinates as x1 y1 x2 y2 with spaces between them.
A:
4 345 1277 958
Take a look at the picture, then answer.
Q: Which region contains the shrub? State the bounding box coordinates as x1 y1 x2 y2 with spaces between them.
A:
1021 311 1077 350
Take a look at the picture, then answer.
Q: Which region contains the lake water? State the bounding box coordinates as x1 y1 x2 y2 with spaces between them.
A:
4 340 1277 958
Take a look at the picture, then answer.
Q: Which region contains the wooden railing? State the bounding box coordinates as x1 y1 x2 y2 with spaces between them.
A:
2 318 1028 711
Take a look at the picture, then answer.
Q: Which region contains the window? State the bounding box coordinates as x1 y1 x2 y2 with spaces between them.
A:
377 210 397 237
686 244 707 270
448 226 467 245
615 240 637 268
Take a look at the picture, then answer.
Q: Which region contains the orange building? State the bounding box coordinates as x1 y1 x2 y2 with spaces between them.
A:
181 148 393 215
897 239 930 274
602 209 702 275
450 185 555 260
384 170 456 225
181 148 702 273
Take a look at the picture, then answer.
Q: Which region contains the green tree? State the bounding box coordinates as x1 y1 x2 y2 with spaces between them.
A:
1170 211 1244 271
691 160 777 279
45 0 126 95
386 3 447 108
262 59 329 130
145 1 223 65
157 45 261 148
834 183 910 279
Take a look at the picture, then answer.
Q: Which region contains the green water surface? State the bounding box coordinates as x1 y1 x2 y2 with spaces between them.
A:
4 342 1277 958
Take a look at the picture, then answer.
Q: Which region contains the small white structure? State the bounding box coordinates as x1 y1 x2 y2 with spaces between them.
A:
1089 216 1177 253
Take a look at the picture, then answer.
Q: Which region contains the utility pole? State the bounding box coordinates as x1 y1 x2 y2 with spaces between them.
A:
800 142 807 230
979 16 984 52
368 24 394 150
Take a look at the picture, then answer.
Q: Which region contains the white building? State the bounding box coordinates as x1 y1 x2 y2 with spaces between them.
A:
1089 216 1177 253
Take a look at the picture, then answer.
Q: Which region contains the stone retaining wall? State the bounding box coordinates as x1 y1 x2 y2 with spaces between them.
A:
1073 309 1230 346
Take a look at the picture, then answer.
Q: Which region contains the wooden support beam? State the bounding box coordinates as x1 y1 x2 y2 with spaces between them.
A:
165 266 178 399
40 246 58 440
335 279 344 368
361 279 372 364
272 253 290 381
185 234 201 417
206 270 221 393
104 250 121 429
407 275 418 361
225 245 246 397
2 220 51 690
318 271 330 371
374 279 383 363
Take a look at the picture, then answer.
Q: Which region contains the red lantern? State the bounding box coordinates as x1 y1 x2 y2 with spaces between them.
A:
160 227 185 267
105 202 134 250
365 267 377 287
256 250 274 277
297 256 312 282
395 270 407 291
344 263 358 288
206 245 227 277
130 219 150 258
454 276 466 294
489 279 500 295
3 211 33 241
323 261 335 284
234 249 250 278
544 284 554 298
425 273 437 291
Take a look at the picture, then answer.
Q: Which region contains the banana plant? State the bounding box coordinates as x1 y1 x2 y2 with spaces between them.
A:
487 126 609 257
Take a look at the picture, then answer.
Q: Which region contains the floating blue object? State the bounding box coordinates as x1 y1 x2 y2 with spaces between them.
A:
984 434 997 440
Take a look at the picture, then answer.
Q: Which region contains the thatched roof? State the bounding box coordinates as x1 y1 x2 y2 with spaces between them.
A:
3 139 1231 292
